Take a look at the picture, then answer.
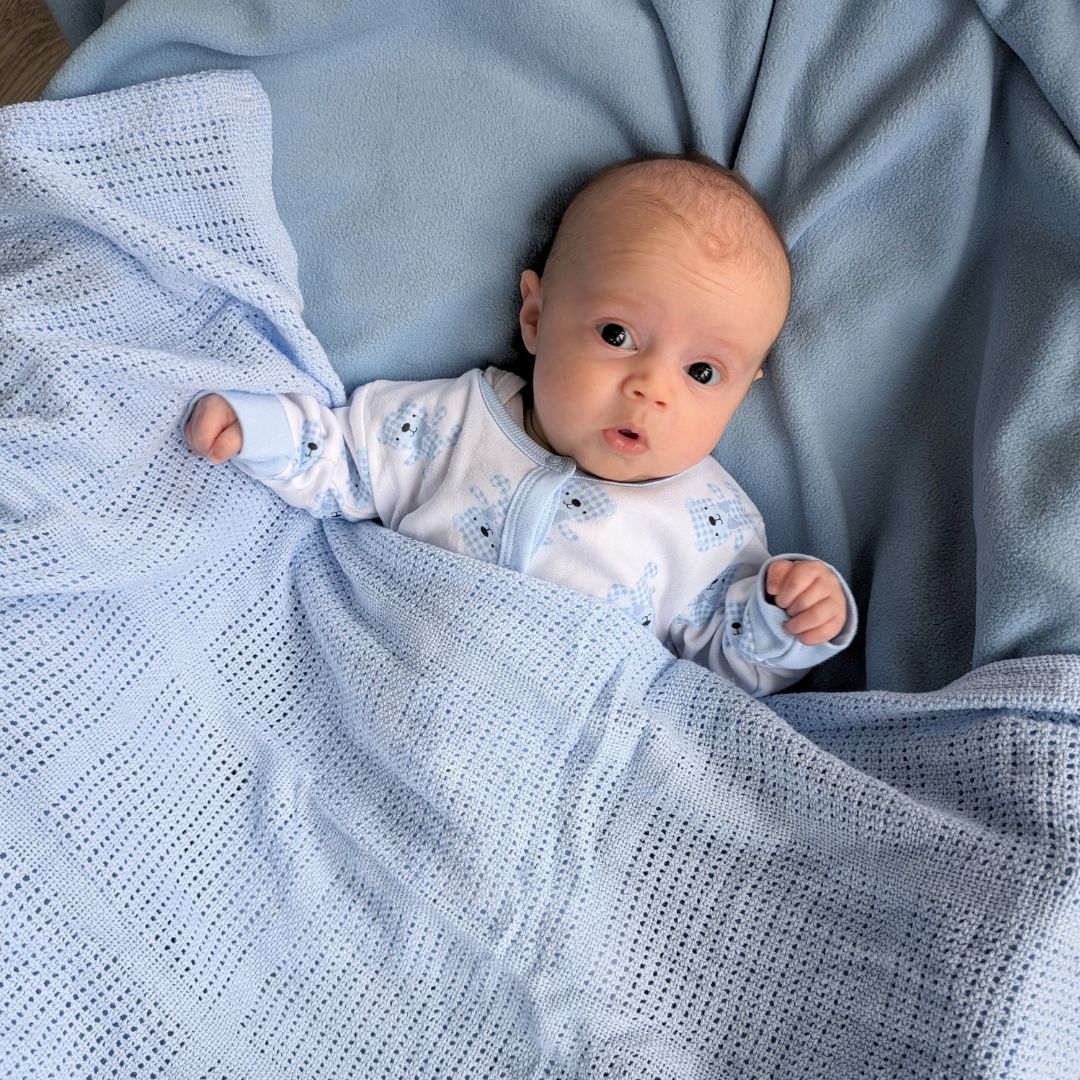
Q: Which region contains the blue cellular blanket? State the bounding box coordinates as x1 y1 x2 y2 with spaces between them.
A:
0 1 1077 1076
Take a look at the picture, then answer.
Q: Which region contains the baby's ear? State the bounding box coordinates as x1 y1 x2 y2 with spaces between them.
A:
518 270 543 355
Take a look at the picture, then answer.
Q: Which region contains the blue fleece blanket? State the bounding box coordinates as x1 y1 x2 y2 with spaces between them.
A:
0 1 1074 1075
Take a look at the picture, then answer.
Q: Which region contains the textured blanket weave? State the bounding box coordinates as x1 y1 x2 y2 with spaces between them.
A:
1 72 1079 1078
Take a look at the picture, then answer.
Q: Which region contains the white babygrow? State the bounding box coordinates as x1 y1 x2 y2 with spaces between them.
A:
204 366 856 697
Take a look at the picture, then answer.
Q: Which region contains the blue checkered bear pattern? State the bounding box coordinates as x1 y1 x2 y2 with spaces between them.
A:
350 446 374 509
685 479 757 553
672 562 743 628
452 475 513 562
546 478 617 543
307 448 377 520
725 589 755 660
313 489 344 519
291 419 326 476
377 400 461 472
605 561 659 629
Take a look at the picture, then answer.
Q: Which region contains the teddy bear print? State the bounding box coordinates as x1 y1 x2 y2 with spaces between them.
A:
546 479 616 543
672 562 742 628
377 401 461 473
350 446 375 508
452 475 513 562
685 480 756 553
310 447 376 519
291 419 326 476
606 561 659 630
725 592 753 657
313 489 344 519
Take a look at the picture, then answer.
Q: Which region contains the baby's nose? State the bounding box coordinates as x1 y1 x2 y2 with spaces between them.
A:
626 366 671 407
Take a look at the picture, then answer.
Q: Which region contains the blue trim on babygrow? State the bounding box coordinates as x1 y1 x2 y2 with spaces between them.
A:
215 391 295 478
478 371 579 571
477 370 567 470
500 465 576 571
476 369 684 573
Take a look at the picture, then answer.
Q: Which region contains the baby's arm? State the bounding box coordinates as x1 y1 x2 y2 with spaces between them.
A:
669 546 857 697
183 389 378 520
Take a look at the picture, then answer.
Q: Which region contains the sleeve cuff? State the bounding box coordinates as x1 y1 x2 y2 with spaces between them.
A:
744 553 858 665
184 391 296 478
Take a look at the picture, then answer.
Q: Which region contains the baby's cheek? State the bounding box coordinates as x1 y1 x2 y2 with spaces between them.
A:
696 402 741 455
674 425 723 471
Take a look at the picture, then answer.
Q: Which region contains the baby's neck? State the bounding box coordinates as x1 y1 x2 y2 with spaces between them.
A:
522 406 554 453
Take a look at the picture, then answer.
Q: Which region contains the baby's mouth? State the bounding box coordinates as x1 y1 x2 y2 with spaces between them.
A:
602 425 649 455
616 423 647 444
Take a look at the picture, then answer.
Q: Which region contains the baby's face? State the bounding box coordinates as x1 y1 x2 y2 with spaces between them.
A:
518 212 790 483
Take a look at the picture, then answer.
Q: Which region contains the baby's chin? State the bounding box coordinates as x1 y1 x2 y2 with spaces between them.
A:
577 453 668 484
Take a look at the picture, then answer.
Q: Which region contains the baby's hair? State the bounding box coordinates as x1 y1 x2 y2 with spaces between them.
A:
539 150 791 285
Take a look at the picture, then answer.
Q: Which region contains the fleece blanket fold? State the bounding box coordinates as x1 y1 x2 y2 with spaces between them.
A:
1 71 1078 1079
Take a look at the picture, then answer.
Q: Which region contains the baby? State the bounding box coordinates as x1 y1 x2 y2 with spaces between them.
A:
184 153 856 697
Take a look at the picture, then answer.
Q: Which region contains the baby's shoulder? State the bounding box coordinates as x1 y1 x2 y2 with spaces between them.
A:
651 456 760 513
623 459 767 560
361 367 486 424
353 369 485 466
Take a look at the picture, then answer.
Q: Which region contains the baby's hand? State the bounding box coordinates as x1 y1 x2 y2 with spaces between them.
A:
766 559 847 646
184 394 241 464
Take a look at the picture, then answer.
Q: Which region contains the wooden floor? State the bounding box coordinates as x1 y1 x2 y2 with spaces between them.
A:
0 0 70 107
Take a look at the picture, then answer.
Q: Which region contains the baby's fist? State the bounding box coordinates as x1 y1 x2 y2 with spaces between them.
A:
766 559 847 646
185 394 241 464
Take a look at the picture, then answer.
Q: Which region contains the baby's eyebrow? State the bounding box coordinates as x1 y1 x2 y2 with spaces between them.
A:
579 292 642 313
727 348 763 371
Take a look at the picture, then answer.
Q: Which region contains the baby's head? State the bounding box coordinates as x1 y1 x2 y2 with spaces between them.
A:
518 153 791 482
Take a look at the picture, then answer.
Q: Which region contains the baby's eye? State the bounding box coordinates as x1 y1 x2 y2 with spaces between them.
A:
687 362 722 386
599 323 636 350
